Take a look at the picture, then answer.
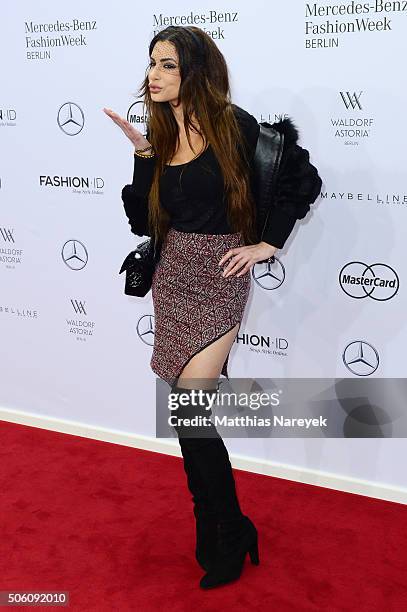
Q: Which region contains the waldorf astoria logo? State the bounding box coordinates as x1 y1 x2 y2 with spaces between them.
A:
66 298 96 342
0 228 15 243
340 91 362 110
339 261 399 301
71 299 87 315
39 175 104 194
0 227 24 268
331 90 374 144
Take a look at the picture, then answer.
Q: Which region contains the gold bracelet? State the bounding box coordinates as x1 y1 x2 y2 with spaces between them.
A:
135 144 152 153
134 149 156 159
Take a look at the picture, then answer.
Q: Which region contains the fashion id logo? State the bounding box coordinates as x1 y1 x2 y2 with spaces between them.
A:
0 108 17 127
40 175 104 195
236 329 289 359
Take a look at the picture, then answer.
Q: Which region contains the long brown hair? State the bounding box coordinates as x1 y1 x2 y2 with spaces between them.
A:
135 25 257 246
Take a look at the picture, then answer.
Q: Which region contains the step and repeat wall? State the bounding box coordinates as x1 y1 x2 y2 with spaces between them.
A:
1 2 406 488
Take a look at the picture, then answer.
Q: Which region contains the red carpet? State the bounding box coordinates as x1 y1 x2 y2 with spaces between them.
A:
0 420 406 611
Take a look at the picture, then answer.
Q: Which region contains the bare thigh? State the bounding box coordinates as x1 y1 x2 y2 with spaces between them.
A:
177 322 240 390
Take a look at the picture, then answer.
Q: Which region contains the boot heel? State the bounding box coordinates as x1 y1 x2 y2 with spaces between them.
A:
200 516 259 589
248 536 259 565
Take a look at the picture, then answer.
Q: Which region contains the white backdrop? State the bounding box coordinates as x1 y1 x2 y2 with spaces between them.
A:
1 2 407 492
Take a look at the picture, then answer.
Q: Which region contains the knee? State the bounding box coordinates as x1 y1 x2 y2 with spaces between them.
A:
169 385 221 441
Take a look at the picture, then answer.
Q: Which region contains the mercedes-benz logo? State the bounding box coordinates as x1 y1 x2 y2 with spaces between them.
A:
342 340 379 376
57 102 85 136
62 240 88 270
252 256 285 290
339 261 399 301
137 314 155 346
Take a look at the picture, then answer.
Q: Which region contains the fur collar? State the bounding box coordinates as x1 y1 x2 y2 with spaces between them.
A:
267 117 299 145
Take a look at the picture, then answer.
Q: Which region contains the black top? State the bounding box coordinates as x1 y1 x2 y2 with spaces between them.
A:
159 144 232 234
122 104 309 248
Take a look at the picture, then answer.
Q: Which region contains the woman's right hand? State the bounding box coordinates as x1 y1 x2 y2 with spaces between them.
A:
103 108 151 150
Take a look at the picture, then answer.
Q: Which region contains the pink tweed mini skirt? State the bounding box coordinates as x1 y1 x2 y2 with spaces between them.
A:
150 228 251 386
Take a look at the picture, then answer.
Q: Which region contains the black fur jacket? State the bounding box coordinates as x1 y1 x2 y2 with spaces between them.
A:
121 104 322 249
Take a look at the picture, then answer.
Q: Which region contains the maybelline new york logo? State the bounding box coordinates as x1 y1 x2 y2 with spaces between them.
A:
320 189 407 207
339 261 399 301
0 305 38 318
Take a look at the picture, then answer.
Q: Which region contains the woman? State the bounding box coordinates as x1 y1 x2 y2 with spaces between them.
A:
104 25 321 589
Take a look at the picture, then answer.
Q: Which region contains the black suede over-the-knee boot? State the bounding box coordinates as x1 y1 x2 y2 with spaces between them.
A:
170 385 218 571
170 385 259 589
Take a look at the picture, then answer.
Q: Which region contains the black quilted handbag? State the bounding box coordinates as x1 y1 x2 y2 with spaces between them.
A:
119 237 161 297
